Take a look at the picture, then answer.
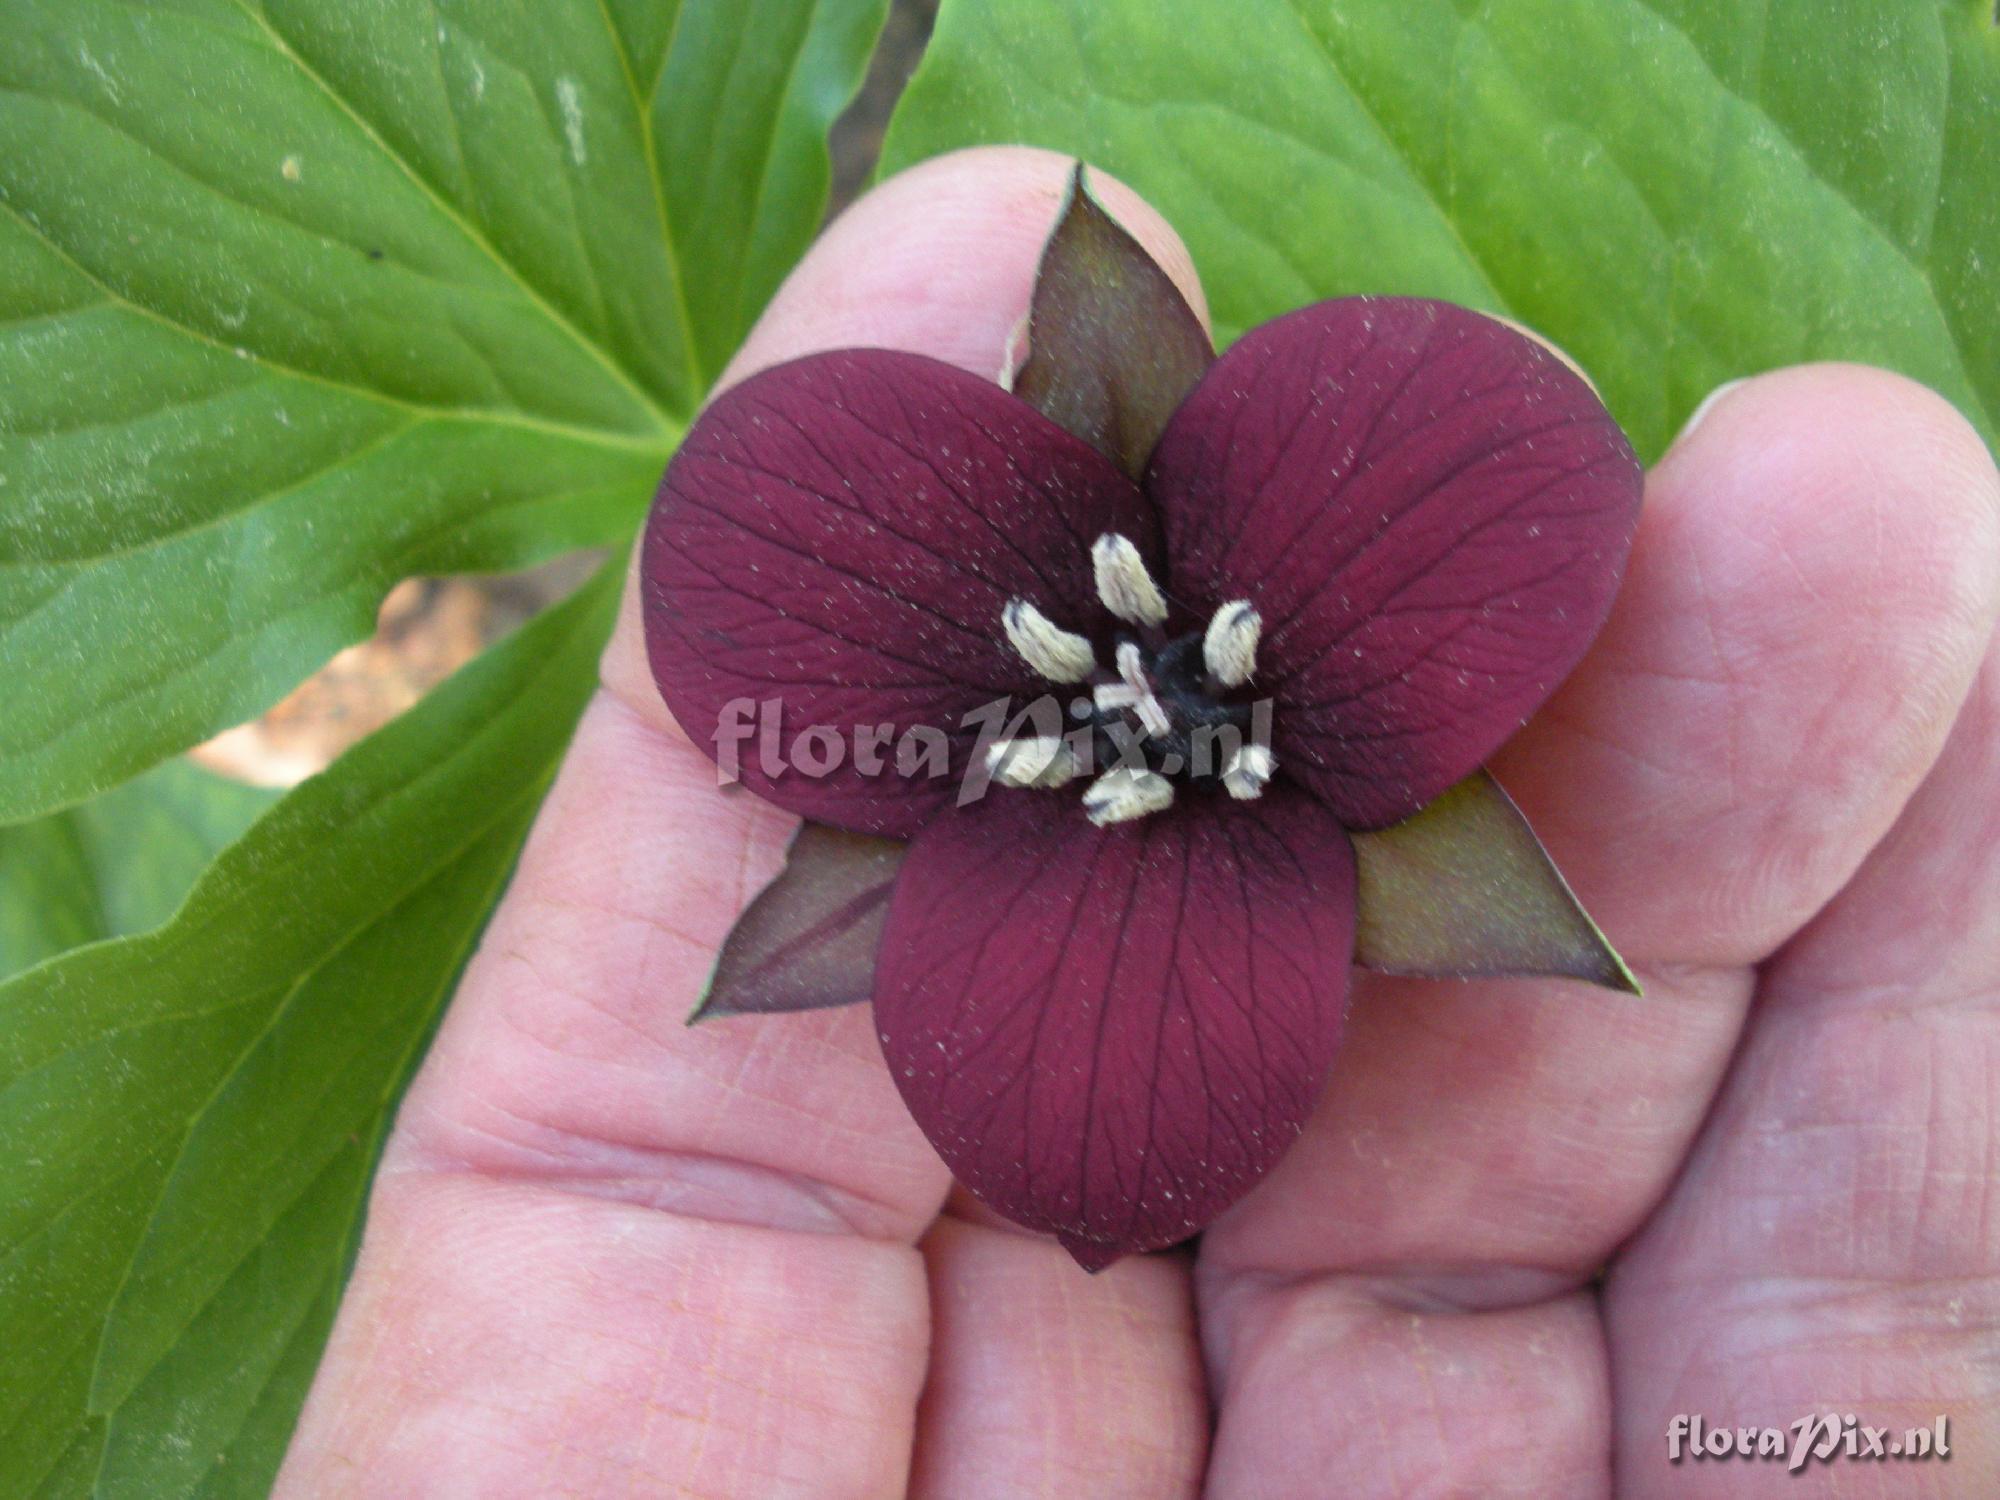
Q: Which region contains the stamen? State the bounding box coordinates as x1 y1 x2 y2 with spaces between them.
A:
1222 743 1276 800
1002 598 1096 683
1202 600 1261 687
1081 766 1175 826
1114 642 1173 738
1091 533 1169 628
985 736 1081 788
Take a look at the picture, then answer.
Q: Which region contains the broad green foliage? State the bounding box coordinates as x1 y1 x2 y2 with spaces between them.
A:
0 761 275 982
0 0 887 1489
0 567 618 1499
0 0 886 821
883 0 1998 462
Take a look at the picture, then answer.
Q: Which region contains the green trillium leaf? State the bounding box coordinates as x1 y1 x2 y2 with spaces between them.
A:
0 0 890 1474
690 823 907 1023
1352 770 1640 993
0 760 276 982
884 0 1999 463
0 0 888 823
0 564 619 1499
1014 161 1216 479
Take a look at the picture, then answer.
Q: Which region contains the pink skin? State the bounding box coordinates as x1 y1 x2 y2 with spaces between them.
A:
276 148 2000 1497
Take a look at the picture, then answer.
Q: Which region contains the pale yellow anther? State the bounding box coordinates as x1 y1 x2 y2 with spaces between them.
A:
984 735 1082 789
1202 600 1261 687
1091 533 1169 628
1002 598 1096 683
1081 766 1175 826
1222 743 1276 800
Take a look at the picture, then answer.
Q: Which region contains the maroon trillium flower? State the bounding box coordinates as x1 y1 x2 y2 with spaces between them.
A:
643 178 1643 1269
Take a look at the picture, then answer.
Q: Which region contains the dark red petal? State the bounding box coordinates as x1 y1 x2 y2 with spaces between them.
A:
644 350 1153 836
1149 298 1643 829
873 787 1355 1267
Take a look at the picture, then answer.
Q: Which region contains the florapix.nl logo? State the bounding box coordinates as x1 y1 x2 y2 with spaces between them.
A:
709 691 1275 807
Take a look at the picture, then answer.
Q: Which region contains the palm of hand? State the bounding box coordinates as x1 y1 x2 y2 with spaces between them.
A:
277 150 2000 1498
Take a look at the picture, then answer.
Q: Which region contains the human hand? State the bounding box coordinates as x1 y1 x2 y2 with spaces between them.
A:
276 148 2000 1498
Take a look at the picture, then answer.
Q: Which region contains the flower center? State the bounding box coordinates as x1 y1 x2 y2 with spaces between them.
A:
989 533 1276 826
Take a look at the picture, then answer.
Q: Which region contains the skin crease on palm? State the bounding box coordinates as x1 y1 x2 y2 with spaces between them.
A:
274 148 2000 1499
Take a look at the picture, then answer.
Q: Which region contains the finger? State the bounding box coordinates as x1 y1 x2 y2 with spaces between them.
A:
1198 367 2000 1495
1607 446 2000 1487
1206 1283 1609 1499
279 147 1211 1498
910 1216 1208 1499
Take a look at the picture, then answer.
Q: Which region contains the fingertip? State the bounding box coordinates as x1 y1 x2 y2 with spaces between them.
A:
1497 364 1999 965
1662 363 2000 638
1667 375 1746 447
